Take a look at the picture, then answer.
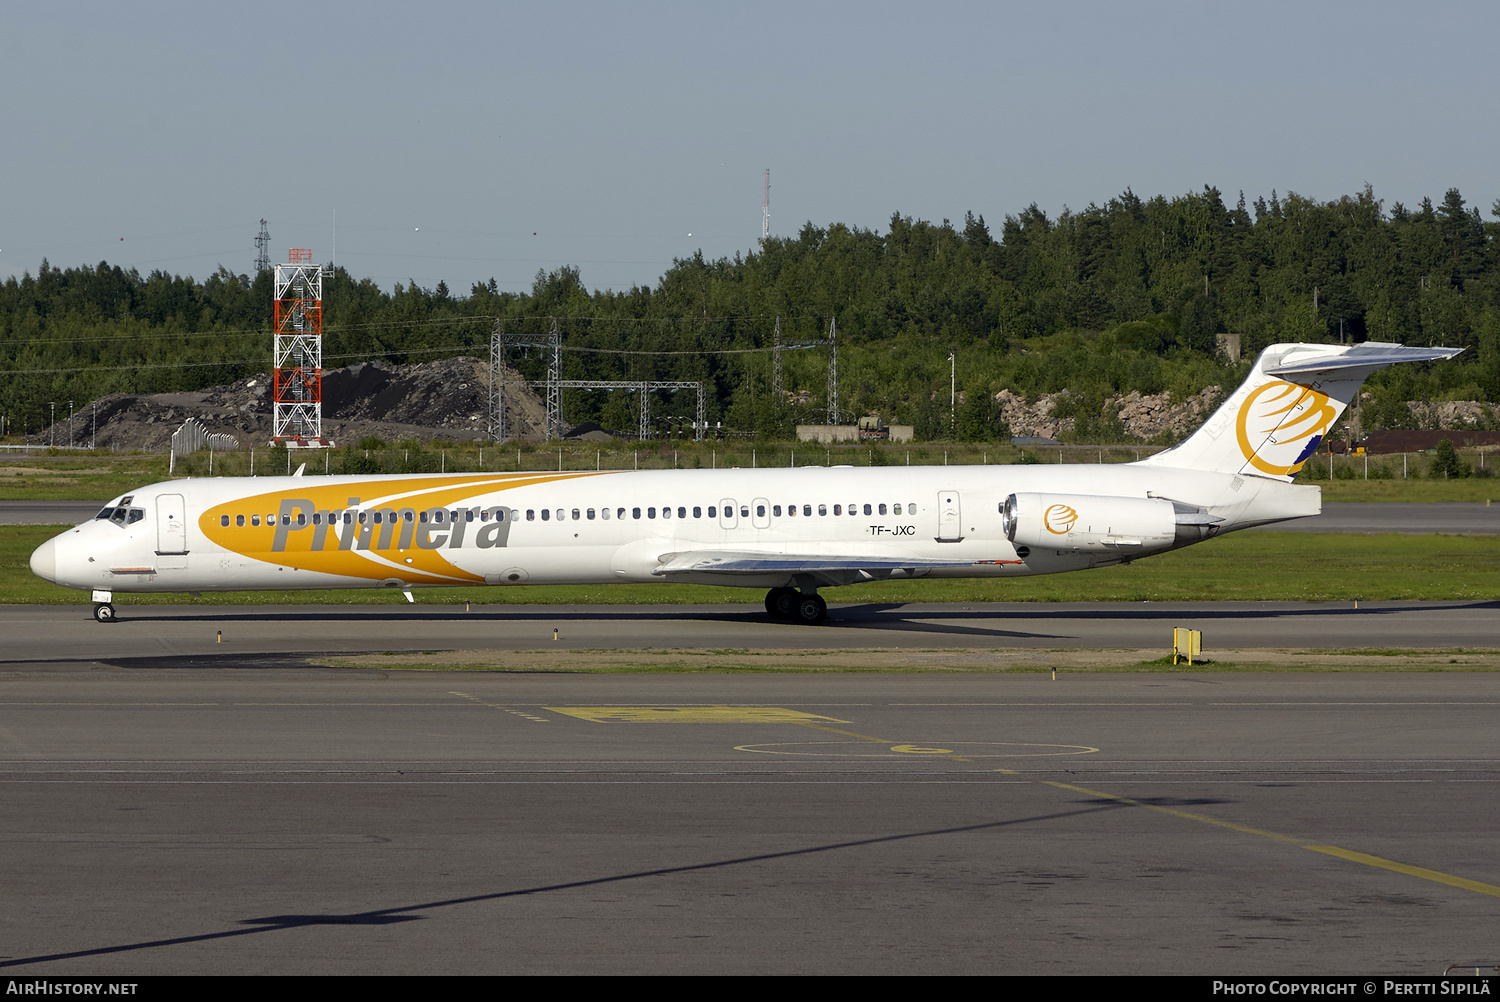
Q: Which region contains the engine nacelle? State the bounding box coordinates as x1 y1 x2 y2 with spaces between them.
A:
1002 492 1177 553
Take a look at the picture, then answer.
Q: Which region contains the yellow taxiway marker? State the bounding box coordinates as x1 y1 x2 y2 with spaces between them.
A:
1304 846 1500 899
1010 774 1500 899
547 706 851 724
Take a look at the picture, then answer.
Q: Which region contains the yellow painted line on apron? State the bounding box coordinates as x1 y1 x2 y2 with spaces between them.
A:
1304 846 1500 899
1018 774 1500 896
796 721 971 762
449 691 550 723
1037 779 1303 844
546 706 850 724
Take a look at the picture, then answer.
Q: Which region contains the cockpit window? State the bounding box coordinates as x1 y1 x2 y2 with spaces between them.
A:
104 506 144 527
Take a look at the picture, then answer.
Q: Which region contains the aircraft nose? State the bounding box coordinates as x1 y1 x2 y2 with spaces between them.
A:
30 536 58 584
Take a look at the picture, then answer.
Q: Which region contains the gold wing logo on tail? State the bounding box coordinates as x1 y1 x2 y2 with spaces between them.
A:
1235 381 1337 476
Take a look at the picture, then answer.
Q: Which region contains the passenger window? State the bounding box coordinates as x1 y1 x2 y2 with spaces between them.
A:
833 505 841 516
693 507 701 518
803 505 811 517
708 506 716 518
633 507 641 519
740 507 748 518
526 510 535 521
773 505 782 517
236 514 245 527
818 504 827 516
251 515 261 527
648 507 657 519
863 504 872 516
541 509 550 521
345 513 353 524
756 504 766 517
556 509 564 521
404 511 414 523
787 504 795 517
617 508 625 519
893 503 902 515
572 509 580 521
677 507 686 519
662 506 672 519
297 513 307 525
587 509 596 520
418 511 427 523
602 508 611 520
879 504 887 516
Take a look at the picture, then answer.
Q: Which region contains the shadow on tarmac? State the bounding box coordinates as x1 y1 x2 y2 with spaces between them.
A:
0 802 1130 969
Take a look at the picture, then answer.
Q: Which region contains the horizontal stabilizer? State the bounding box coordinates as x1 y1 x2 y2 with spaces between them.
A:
1265 341 1463 379
652 550 978 576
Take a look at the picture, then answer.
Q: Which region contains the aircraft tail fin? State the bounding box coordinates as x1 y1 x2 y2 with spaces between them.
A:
1138 341 1463 481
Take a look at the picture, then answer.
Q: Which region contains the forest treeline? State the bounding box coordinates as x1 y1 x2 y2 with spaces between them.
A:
2 184 1498 442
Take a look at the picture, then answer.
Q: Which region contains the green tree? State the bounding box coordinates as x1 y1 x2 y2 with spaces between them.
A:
1430 439 1470 479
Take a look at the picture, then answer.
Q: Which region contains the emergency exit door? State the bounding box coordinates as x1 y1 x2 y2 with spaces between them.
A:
936 490 963 542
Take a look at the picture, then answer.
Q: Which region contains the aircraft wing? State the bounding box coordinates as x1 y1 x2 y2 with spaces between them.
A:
651 550 989 577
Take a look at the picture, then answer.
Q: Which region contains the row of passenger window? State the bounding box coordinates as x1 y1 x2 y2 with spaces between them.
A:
221 501 918 528
523 502 918 521
221 508 499 528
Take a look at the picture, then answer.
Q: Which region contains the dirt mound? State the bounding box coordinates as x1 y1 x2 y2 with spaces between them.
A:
39 357 551 451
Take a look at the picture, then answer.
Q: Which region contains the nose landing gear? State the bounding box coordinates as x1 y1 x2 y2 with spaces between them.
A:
93 603 116 623
764 587 827 625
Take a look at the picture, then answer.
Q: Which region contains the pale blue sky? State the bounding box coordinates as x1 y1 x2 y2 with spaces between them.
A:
3 1 1496 293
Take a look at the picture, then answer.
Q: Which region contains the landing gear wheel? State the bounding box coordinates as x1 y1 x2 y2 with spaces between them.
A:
765 587 798 619
794 593 827 625
93 603 115 624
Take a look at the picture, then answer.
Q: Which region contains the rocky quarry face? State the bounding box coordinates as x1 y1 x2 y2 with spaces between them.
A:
34 359 1495 451
39 357 550 452
994 386 1223 441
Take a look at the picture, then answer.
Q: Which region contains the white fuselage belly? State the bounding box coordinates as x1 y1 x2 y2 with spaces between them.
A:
41 463 1318 595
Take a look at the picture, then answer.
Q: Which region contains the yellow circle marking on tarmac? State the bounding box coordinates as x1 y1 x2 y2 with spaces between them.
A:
734 740 1099 758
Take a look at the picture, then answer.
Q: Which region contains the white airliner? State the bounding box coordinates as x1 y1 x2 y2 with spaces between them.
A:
30 341 1459 624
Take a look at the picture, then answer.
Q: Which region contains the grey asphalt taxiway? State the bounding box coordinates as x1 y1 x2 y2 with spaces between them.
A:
1 602 1499 975
1 598 1498 660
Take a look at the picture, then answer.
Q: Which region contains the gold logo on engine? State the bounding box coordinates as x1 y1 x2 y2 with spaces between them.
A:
1043 503 1078 534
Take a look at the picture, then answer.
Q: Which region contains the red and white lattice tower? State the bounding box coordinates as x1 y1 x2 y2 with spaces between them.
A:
271 249 331 447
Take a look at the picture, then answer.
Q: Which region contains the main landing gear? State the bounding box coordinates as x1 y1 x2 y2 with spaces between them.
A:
764 587 827 625
93 603 116 623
